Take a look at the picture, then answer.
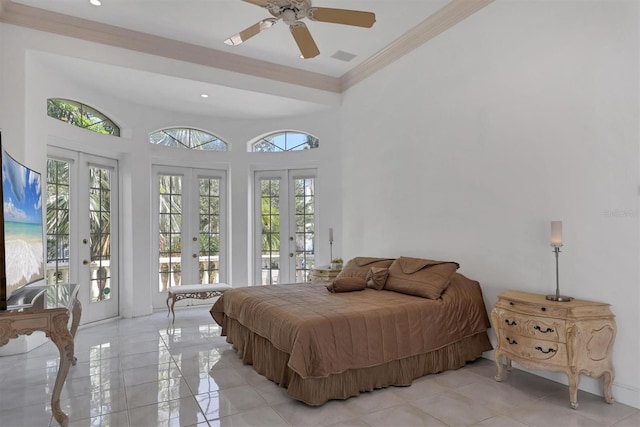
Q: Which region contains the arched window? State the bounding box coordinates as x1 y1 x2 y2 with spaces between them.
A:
149 128 227 151
47 98 120 136
251 131 319 152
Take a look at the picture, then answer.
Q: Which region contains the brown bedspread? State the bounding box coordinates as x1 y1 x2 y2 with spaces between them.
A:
211 273 490 379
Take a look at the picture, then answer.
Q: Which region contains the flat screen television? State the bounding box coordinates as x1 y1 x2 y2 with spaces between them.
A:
0 132 45 310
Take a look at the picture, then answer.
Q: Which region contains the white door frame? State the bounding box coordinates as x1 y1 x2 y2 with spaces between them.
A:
47 147 120 324
151 165 227 309
253 168 317 285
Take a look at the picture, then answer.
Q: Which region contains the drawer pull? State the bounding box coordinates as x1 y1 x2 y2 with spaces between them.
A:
534 325 555 333
535 346 556 354
506 337 518 345
505 319 517 326
541 307 547 312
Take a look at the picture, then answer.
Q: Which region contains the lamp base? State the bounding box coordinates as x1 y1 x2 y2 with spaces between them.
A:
546 294 574 302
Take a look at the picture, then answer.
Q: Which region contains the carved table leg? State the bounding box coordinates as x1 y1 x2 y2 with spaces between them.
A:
494 350 504 381
568 371 580 409
69 299 82 366
603 370 615 403
506 357 512 371
50 312 74 427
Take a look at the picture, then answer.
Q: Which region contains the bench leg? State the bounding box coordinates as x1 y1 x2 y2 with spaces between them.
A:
166 293 178 323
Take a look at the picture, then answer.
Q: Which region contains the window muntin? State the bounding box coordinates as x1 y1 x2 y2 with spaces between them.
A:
150 128 227 151
260 178 280 285
251 131 319 152
47 98 120 136
46 159 71 284
293 177 315 282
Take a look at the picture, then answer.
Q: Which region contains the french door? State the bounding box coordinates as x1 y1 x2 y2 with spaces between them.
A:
47 149 119 323
254 169 316 285
152 166 226 308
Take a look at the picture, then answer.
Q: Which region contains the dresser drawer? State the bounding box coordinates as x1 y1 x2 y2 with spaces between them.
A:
496 298 568 318
495 309 566 342
499 334 568 367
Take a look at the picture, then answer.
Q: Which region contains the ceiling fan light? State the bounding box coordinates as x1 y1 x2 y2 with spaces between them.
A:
260 19 276 30
224 35 241 46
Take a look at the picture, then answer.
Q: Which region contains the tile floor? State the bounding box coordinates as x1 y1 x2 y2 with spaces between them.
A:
0 307 638 427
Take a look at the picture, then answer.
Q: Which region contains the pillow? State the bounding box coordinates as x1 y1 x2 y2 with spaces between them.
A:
326 277 367 293
335 257 395 281
384 256 460 299
365 267 389 290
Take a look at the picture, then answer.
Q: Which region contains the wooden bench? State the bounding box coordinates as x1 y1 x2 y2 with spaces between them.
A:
166 283 231 323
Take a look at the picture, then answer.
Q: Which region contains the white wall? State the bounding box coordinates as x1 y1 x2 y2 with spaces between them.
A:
0 24 343 318
341 0 639 408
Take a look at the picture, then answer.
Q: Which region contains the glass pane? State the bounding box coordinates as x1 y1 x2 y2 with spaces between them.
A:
89 166 112 302
251 132 319 152
294 177 314 283
149 128 227 151
197 177 221 285
158 174 183 291
260 178 280 285
47 98 120 136
46 159 71 285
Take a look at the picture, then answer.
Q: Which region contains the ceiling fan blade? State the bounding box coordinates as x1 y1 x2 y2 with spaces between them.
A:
290 22 319 59
307 7 376 28
224 18 276 46
240 0 270 7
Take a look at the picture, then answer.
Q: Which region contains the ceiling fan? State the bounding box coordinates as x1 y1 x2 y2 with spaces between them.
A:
224 0 376 59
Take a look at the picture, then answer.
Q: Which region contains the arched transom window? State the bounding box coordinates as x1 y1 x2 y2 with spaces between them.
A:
149 128 228 151
47 98 120 136
251 131 319 152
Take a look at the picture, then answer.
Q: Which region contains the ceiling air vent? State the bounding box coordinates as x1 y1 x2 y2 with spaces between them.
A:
330 50 357 62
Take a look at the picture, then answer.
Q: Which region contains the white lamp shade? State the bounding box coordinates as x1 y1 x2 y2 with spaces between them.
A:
550 221 563 247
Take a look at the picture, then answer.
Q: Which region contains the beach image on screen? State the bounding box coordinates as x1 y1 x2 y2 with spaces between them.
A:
2 149 44 297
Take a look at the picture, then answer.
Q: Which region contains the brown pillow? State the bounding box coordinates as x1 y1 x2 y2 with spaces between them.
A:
326 277 367 293
335 257 395 281
384 256 460 299
365 267 389 290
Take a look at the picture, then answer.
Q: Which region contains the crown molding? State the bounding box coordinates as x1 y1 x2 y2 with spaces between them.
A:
0 0 494 94
340 0 495 91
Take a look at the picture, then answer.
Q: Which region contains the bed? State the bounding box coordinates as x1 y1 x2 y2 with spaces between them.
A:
210 256 492 406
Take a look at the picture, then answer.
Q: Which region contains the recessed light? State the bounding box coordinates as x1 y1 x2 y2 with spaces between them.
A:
89 0 102 6
200 94 209 98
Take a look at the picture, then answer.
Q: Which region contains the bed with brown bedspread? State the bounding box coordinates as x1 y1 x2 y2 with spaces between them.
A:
210 257 492 406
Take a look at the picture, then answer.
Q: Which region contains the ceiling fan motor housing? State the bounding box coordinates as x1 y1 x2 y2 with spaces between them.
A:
267 0 311 23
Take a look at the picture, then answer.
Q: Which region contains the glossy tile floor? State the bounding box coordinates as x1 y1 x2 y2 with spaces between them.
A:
0 307 638 427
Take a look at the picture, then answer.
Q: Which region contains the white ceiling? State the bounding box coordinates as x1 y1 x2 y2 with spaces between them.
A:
4 0 484 119
14 0 449 77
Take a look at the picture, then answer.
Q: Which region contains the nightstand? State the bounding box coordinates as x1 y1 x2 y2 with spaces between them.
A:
491 290 616 409
309 266 341 282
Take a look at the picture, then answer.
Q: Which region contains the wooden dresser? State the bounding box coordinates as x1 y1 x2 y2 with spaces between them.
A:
491 290 616 409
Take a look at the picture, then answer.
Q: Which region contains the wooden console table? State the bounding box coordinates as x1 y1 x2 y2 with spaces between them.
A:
491 290 615 409
0 283 81 426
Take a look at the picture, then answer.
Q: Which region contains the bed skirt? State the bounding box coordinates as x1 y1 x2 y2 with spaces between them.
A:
222 316 493 406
